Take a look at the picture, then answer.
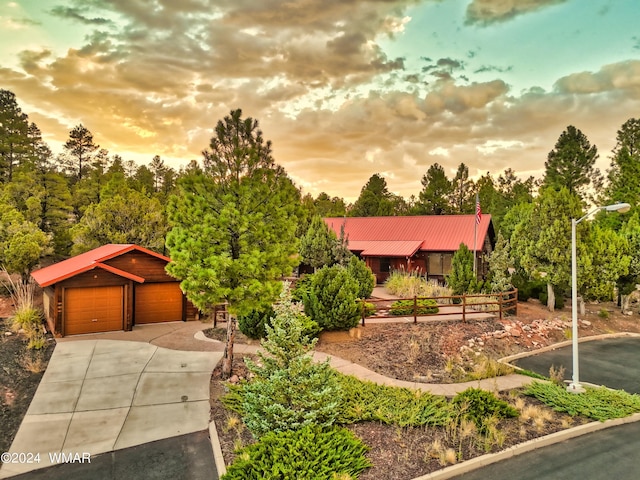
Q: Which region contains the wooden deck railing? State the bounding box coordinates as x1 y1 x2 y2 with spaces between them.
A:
358 288 518 326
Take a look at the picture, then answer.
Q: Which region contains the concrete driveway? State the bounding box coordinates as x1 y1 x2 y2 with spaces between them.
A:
0 340 221 478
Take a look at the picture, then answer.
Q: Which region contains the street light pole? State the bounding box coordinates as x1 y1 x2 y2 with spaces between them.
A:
568 216 584 392
567 202 630 393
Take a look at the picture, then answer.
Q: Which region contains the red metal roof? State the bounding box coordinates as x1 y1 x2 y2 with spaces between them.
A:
349 240 423 257
31 244 169 287
325 215 492 254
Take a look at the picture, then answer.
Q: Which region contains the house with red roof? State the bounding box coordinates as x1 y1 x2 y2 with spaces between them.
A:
31 244 198 336
324 215 495 283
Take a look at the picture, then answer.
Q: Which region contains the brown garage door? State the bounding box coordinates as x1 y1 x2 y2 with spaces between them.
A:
65 286 124 335
134 283 184 324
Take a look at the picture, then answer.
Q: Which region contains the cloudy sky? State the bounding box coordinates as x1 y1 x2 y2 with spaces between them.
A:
1 0 639 201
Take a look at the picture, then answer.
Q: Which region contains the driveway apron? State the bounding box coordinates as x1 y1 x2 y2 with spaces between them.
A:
0 340 221 478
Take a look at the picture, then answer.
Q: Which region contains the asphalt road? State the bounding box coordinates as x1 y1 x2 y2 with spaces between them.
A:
512 337 640 393
9 431 218 480
454 421 640 480
454 337 640 480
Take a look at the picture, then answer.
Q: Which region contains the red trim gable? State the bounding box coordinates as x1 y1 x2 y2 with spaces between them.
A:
31 244 166 287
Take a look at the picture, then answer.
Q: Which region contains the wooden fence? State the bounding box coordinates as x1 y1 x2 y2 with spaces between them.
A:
358 289 518 326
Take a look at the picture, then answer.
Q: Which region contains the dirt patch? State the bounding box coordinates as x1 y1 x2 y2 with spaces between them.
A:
0 317 55 454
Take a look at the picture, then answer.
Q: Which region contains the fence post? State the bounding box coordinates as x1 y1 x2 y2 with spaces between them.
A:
514 288 518 316
413 296 417 324
360 300 366 327
462 295 466 322
499 294 503 320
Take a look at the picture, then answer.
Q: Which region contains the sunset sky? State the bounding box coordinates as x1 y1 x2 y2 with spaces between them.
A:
1 0 639 201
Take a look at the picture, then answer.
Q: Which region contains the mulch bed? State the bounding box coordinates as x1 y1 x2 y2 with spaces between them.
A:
0 318 55 454
209 354 589 479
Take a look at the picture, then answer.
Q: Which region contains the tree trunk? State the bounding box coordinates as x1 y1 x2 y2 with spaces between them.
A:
621 294 630 313
221 316 236 380
546 282 555 312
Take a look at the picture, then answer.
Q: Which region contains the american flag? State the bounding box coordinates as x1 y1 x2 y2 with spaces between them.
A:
475 194 482 225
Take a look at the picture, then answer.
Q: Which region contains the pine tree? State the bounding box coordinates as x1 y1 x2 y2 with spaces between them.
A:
446 243 475 295
417 163 452 215
241 284 339 437
543 125 599 202
299 215 337 271
166 109 301 378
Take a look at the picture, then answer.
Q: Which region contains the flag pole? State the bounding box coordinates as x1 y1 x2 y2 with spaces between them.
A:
473 193 480 276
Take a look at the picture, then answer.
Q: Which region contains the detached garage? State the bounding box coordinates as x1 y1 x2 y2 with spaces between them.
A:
31 244 199 336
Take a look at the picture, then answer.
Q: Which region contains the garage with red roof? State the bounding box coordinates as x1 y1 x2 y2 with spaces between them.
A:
324 215 495 283
31 244 198 336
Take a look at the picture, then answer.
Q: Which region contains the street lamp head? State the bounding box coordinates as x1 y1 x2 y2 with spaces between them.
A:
603 203 631 213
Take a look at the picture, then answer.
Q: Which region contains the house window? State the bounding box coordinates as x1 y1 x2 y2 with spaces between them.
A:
428 253 453 276
380 258 391 273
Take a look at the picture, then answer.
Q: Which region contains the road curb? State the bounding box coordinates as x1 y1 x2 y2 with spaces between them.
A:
412 412 640 480
209 420 227 477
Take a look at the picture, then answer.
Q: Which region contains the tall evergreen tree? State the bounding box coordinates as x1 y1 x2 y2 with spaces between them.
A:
166 109 301 378
449 163 474 214
350 173 395 216
542 125 599 202
0 89 30 182
299 215 337 271
63 124 99 181
417 163 452 215
602 118 640 229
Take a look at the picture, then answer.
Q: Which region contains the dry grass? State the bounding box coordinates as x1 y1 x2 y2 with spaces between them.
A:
19 351 48 373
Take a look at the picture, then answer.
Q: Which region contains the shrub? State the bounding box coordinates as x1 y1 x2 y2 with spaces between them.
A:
385 269 452 298
359 301 376 317
241 285 339 436
237 306 275 340
305 266 360 331
347 256 375 299
446 243 475 295
221 425 371 480
335 374 451 427
292 273 313 303
389 298 438 316
511 272 545 302
451 388 518 433
525 381 640 421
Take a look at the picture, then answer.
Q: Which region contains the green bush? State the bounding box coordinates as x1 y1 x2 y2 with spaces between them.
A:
292 273 313 303
389 298 438 316
241 286 338 437
360 301 376 317
451 388 518 432
335 374 451 427
237 306 275 339
225 371 452 429
511 272 545 302
221 425 371 480
525 381 640 421
305 266 360 331
347 256 375 299
11 306 42 332
446 243 475 295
